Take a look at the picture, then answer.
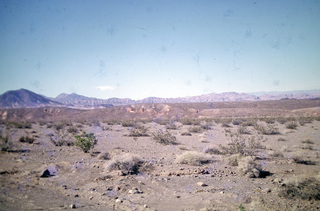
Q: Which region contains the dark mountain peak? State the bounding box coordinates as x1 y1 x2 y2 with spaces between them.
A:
0 89 62 108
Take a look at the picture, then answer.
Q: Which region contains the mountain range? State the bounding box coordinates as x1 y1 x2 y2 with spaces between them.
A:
0 88 320 109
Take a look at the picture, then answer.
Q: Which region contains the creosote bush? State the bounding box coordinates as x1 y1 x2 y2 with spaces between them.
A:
254 124 280 135
175 151 212 166
74 132 97 153
105 153 144 175
219 136 264 156
152 129 177 145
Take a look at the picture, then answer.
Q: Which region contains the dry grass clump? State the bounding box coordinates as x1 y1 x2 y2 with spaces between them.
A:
269 150 284 158
285 121 298 130
105 153 144 175
181 132 192 136
152 129 178 145
203 146 221 155
49 130 74 146
292 153 316 165
277 138 287 142
238 156 263 178
180 118 201 126
188 126 203 133
19 135 35 144
301 139 314 144
0 131 12 152
98 152 110 160
121 120 135 127
127 124 149 137
255 124 280 135
298 116 314 126
280 176 320 200
300 144 314 150
227 154 241 166
175 151 212 166
237 125 251 135
165 121 180 130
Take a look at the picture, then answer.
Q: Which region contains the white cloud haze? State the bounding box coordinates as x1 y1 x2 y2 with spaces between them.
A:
96 86 115 91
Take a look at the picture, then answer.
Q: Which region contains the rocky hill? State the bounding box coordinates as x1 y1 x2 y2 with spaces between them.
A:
0 89 62 108
1 88 320 109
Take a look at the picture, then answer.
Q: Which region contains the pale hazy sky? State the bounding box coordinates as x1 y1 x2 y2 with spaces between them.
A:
1 0 320 100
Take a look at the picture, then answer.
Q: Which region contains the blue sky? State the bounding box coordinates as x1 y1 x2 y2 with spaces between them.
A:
1 0 319 100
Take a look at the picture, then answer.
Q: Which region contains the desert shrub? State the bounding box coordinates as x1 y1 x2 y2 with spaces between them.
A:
280 176 320 200
232 119 242 125
260 117 275 124
241 118 257 127
255 124 280 135
277 138 287 142
227 154 241 166
67 126 78 134
200 121 212 130
74 132 97 153
50 130 74 146
121 120 135 127
219 136 264 156
298 116 313 126
285 121 298 130
127 124 149 137
270 150 284 158
181 132 192 136
180 118 201 126
237 125 251 135
7 121 32 129
98 152 110 160
152 129 177 145
188 126 203 133
276 117 288 124
105 153 144 175
19 135 34 144
175 151 212 166
292 153 316 165
0 132 11 152
166 121 180 130
301 139 314 144
300 144 314 150
203 146 221 155
238 156 262 178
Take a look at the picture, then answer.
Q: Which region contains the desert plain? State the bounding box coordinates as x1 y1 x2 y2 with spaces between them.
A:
0 99 320 211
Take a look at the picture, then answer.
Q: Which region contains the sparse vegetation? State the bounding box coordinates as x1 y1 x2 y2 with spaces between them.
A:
127 124 149 137
285 121 298 130
188 126 203 133
203 146 221 155
175 151 212 166
219 136 264 156
238 156 263 178
19 135 35 144
255 124 280 135
74 132 97 153
121 120 135 127
237 125 251 135
105 153 145 175
0 131 11 152
277 137 287 142
152 129 178 145
50 130 74 146
301 139 314 144
280 176 320 200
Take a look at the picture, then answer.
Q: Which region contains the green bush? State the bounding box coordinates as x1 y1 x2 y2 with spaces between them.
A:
74 132 97 153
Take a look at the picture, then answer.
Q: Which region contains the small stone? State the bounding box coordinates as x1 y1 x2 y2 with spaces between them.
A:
220 191 224 194
115 199 122 203
89 196 93 200
70 204 76 209
144 204 148 208
74 194 79 197
197 182 208 187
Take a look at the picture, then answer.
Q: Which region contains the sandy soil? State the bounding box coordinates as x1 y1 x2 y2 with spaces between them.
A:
0 116 320 210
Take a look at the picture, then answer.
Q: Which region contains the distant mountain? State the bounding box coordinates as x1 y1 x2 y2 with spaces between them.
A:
0 89 62 108
53 93 130 108
1 88 320 108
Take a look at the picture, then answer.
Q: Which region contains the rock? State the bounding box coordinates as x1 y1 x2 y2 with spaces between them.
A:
197 182 208 187
70 204 76 209
40 165 59 178
115 199 122 203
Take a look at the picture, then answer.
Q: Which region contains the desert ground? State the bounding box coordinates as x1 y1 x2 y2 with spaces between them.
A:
0 100 320 210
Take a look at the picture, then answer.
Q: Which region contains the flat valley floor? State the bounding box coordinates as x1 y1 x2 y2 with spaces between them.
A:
0 115 320 210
